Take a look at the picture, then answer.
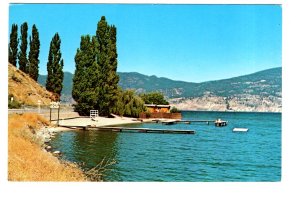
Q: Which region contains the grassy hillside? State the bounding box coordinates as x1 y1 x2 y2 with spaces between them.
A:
8 63 57 106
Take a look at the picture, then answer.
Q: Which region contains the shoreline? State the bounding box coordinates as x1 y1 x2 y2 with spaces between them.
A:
178 110 282 114
38 115 148 152
49 115 145 131
35 115 149 181
8 113 87 181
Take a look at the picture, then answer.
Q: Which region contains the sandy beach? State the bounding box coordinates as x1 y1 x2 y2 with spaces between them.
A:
54 115 143 128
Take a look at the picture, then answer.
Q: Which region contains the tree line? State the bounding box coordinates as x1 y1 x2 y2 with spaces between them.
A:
8 22 64 98
9 18 171 117
72 16 170 117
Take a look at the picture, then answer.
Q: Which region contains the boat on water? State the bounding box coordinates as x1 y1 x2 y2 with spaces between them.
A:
214 119 228 127
233 128 249 132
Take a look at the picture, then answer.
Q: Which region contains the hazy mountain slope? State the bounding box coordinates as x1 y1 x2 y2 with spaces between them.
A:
118 67 282 98
37 67 282 111
38 71 73 96
39 67 281 98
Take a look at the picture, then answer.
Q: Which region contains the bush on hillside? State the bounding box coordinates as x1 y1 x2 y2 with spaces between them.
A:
8 94 22 109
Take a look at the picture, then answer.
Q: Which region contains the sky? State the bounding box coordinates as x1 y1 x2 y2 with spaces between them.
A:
8 4 282 82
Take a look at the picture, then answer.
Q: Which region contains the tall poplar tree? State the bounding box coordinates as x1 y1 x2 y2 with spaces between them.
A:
8 24 18 66
72 35 97 114
73 16 120 116
46 33 64 98
18 22 28 73
95 16 119 116
73 35 91 102
28 24 40 81
106 25 119 113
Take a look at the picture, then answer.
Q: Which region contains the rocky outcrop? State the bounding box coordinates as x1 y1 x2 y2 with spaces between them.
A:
170 94 282 112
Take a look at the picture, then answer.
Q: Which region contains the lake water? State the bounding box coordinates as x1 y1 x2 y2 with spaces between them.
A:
50 111 281 182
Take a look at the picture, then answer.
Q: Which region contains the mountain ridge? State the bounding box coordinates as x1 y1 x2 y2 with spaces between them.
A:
38 67 282 112
118 67 281 98
118 66 281 84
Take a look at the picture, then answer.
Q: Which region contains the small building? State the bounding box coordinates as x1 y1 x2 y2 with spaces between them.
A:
145 104 171 113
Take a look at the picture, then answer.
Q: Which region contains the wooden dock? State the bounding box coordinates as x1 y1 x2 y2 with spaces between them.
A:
158 119 228 126
176 120 216 124
59 125 195 134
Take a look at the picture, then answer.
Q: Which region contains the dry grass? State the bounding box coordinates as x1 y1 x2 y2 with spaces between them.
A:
8 63 57 106
85 157 116 181
8 113 87 181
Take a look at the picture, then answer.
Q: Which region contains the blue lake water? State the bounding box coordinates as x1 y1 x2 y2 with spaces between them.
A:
50 111 281 181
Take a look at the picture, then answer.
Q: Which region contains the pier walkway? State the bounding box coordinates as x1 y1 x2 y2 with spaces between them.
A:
156 119 228 126
59 125 195 134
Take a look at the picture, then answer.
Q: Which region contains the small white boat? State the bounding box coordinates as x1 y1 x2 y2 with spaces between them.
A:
233 128 249 132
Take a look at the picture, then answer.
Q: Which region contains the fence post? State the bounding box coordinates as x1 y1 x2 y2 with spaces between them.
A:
50 107 52 122
57 104 60 125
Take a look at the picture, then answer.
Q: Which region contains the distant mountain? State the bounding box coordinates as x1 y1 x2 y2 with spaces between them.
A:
38 71 73 96
118 67 282 98
38 67 282 111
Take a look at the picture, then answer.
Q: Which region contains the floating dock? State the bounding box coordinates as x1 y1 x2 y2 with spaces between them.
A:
233 128 248 132
59 125 195 134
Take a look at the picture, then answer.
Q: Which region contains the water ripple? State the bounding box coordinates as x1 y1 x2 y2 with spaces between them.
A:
50 111 281 181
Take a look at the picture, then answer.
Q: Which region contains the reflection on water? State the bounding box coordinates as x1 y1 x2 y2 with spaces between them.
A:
50 111 281 181
52 130 119 178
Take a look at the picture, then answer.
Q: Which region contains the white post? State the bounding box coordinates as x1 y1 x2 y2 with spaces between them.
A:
37 100 41 113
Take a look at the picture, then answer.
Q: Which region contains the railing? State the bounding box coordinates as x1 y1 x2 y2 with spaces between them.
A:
90 110 99 119
8 108 79 121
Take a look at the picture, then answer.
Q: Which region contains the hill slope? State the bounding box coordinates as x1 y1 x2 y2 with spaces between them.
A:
38 67 282 112
118 67 282 98
8 64 57 106
118 67 282 112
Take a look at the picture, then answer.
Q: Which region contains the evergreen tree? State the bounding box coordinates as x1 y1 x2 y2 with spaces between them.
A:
46 33 64 98
28 24 40 81
18 22 28 73
8 24 18 66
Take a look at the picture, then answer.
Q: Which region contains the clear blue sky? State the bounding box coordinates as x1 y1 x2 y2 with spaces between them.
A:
9 4 281 82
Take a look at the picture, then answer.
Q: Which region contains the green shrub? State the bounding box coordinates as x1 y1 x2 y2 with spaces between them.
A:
170 106 180 113
112 89 146 118
8 95 22 109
